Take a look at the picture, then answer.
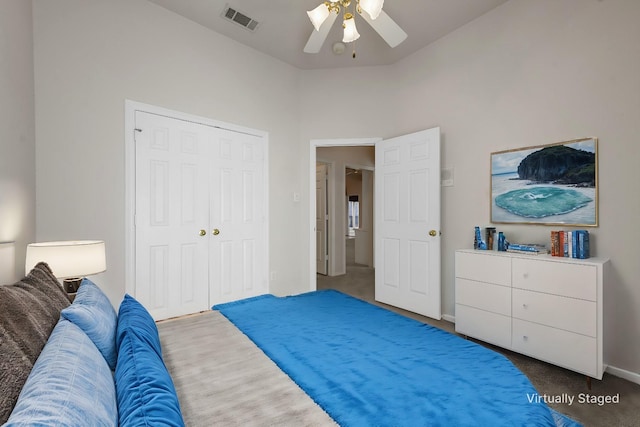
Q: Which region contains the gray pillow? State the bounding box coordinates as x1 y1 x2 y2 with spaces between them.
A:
0 262 71 423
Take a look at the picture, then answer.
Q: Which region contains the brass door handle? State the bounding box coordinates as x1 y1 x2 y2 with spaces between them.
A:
429 230 438 237
199 229 206 236
212 229 220 236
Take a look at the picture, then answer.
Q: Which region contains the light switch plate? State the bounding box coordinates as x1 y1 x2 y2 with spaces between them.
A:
441 167 454 187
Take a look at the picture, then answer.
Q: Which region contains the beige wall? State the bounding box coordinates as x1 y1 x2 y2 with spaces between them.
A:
25 0 640 378
0 0 35 282
301 0 640 377
32 0 303 304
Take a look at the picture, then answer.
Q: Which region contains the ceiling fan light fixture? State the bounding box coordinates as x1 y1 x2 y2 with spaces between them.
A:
342 13 360 43
359 0 384 20
307 3 331 31
304 0 405 55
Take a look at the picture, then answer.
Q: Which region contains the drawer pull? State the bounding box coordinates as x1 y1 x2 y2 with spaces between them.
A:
523 335 528 341
522 303 528 309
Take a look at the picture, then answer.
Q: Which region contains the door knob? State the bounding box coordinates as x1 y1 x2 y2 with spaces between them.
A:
199 229 206 236
429 230 437 237
212 229 220 236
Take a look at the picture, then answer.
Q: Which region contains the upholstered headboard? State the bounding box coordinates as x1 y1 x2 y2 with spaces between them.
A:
0 262 71 423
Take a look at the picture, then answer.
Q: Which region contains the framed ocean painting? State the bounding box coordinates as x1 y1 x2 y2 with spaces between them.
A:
490 138 598 226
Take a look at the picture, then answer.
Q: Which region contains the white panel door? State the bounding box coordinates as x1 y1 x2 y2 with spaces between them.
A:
135 111 210 320
316 163 328 275
135 111 268 318
374 128 441 319
208 129 268 305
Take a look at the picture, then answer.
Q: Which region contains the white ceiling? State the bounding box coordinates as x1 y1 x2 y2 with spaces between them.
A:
146 0 508 70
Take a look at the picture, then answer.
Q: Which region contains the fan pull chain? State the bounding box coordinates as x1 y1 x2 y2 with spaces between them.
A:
351 0 357 58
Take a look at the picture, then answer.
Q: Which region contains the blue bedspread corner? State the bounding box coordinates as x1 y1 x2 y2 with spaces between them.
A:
550 407 583 427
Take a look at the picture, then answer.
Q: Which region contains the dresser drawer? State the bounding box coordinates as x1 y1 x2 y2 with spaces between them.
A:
512 289 596 337
512 258 596 301
455 305 511 349
512 319 598 378
456 278 510 316
455 251 511 286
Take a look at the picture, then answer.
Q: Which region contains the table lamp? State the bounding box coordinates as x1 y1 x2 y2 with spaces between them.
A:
25 240 106 293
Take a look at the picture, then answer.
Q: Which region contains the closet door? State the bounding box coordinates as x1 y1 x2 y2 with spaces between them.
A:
135 111 268 318
208 129 268 305
135 111 211 320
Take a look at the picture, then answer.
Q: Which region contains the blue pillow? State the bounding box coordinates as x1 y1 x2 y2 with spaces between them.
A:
5 319 117 426
61 278 117 370
115 328 184 426
116 294 162 357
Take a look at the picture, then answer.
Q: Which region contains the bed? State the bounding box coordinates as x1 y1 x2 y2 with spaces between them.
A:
159 290 581 426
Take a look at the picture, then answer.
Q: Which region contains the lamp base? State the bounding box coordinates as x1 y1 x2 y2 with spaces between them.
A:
63 278 82 294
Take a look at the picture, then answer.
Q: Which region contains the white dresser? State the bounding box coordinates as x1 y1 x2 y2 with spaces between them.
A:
455 249 609 380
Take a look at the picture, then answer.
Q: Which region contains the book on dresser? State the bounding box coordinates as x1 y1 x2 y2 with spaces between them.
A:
506 243 549 255
454 249 609 381
551 229 590 258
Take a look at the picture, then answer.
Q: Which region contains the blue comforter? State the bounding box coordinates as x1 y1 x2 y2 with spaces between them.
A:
214 290 580 427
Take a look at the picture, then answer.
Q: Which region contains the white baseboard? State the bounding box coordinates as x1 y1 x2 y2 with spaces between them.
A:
442 314 455 324
606 365 640 385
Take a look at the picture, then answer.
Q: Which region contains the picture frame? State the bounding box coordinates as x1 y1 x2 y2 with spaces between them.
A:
490 137 598 226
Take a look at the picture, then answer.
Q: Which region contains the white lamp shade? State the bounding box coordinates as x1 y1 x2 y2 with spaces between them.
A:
342 16 360 43
25 240 106 279
359 0 384 20
307 3 331 31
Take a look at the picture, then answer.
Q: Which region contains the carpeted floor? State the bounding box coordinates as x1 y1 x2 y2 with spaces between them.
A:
316 238 640 427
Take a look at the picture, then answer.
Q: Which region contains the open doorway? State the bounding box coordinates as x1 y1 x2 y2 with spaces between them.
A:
309 129 442 320
309 139 379 290
316 146 375 279
315 147 375 300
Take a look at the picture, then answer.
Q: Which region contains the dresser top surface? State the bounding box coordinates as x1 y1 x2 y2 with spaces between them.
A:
455 249 609 265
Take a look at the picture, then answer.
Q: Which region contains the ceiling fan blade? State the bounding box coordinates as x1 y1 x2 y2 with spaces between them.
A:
360 10 407 48
303 12 338 53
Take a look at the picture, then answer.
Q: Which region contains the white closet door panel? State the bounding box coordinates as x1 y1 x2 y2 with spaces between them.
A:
209 130 267 305
135 111 210 320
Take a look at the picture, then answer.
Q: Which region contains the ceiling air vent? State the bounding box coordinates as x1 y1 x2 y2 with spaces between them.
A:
222 5 260 32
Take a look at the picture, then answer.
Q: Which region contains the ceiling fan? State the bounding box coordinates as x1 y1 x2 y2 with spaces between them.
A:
304 0 407 55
